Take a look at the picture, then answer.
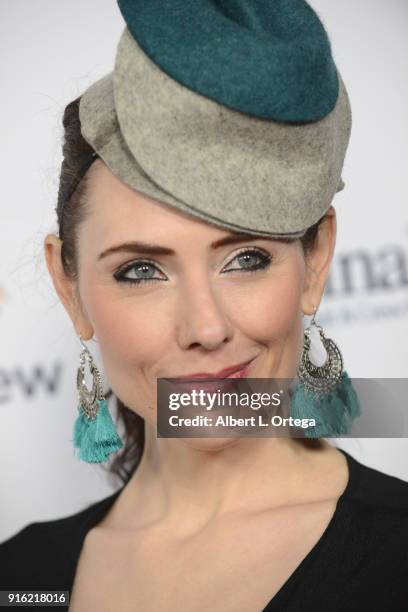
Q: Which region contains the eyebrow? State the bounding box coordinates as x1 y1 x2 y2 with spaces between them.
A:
97 232 293 261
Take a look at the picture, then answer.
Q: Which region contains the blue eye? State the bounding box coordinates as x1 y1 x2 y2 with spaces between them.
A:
222 248 273 274
114 248 272 286
113 261 165 286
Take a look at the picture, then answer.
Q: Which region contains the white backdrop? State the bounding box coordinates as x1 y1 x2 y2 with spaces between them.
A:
1 0 407 541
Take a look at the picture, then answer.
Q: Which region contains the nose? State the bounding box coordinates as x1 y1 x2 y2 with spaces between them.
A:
176 274 234 351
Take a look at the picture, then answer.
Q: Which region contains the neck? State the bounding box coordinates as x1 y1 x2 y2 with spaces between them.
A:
112 428 332 536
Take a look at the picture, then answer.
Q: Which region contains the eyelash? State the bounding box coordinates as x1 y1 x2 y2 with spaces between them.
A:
113 248 273 286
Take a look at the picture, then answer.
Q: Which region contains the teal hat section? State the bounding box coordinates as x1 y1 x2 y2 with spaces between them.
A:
117 0 339 122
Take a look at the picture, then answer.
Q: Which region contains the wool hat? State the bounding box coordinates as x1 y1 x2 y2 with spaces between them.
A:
78 0 352 238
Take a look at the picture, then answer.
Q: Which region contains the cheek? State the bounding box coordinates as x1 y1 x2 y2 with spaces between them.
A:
90 296 168 362
235 262 304 343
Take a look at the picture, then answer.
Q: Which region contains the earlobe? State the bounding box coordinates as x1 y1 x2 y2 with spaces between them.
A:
300 265 326 318
301 251 321 316
44 234 67 301
301 294 318 319
300 209 337 316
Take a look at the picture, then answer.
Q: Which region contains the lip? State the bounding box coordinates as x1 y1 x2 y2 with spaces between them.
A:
170 357 256 381
160 358 257 406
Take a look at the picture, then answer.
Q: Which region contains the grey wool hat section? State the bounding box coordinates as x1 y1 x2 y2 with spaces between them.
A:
79 27 351 238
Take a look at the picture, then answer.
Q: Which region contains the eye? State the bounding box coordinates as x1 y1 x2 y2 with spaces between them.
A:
222 248 273 275
113 260 167 286
113 248 273 287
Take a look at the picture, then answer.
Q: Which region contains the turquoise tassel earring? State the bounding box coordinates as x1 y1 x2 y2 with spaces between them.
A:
72 335 123 463
290 306 361 437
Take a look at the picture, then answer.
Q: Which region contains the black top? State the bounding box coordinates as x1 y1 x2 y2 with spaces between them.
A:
1 448 408 611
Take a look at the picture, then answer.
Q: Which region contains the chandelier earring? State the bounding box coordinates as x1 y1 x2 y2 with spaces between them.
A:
290 305 361 437
72 334 123 463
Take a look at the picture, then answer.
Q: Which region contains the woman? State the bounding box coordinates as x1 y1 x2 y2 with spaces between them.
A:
1 1 408 610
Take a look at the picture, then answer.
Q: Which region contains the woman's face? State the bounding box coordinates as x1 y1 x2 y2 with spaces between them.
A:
45 161 335 438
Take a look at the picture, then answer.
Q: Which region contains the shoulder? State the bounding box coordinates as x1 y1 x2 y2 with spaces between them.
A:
340 449 408 562
0 491 118 546
343 449 408 510
325 451 408 604
0 489 122 590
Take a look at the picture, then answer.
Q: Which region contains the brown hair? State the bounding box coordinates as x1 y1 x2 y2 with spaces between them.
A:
55 97 325 487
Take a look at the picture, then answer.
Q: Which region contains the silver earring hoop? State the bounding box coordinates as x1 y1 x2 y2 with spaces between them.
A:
77 334 104 420
298 305 344 395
